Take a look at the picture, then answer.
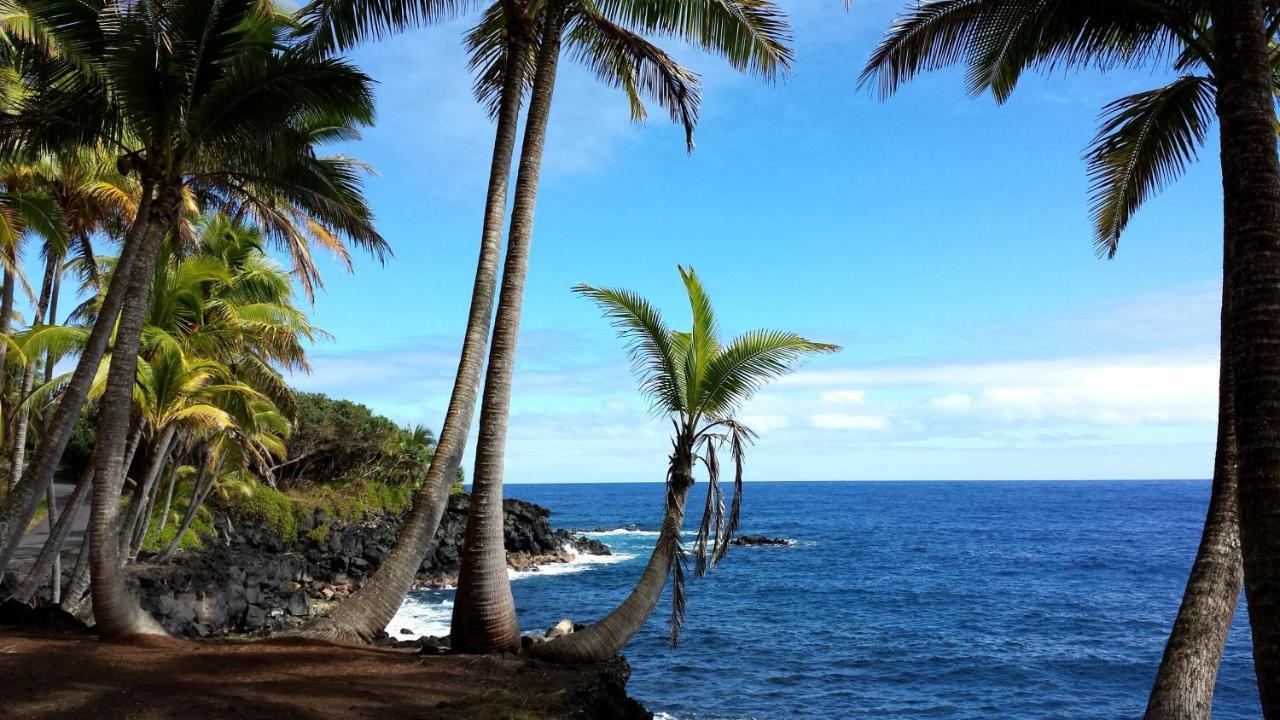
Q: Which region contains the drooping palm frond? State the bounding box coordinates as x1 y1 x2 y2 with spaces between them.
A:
1086 74 1215 257
567 6 701 151
593 0 793 80
572 283 685 413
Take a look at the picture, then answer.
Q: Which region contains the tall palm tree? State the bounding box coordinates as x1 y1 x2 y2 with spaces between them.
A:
860 1 1280 714
0 0 382 638
296 0 786 645
450 0 793 654
528 267 837 662
294 0 536 643
1209 1 1280 713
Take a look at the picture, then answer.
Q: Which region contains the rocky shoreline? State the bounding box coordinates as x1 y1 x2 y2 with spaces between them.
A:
59 493 609 638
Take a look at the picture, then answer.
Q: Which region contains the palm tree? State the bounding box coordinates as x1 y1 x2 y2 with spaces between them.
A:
294 0 537 643
860 1 1280 713
0 0 382 637
296 0 787 644
450 0 793 654
527 267 837 662
1208 1 1280 713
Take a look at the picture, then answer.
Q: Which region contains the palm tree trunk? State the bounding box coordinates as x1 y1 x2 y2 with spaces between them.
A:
530 473 693 662
0 267 16 486
61 533 90 614
1209 0 1280 713
451 4 568 655
14 460 92 603
0 183 155 574
89 204 173 639
44 261 60 596
9 254 60 489
1144 275 1241 719
155 456 180 535
119 426 174 561
0 268 14 375
128 451 170 559
300 22 536 645
158 456 216 562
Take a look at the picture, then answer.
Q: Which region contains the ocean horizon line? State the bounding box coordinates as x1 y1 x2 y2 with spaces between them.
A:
493 477 1213 486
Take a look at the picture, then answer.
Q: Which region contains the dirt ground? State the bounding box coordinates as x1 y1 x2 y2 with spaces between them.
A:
0 632 644 719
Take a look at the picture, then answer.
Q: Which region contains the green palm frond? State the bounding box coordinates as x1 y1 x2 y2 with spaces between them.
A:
568 6 702 151
1086 74 1215 257
592 0 793 80
573 282 684 413
698 330 839 417
294 0 481 54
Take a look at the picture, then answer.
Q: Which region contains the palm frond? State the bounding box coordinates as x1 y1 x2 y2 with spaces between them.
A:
573 282 684 413
1086 74 1215 257
699 329 839 417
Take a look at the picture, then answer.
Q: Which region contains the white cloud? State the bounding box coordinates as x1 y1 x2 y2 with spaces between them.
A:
930 393 973 411
741 414 790 433
820 390 866 404
811 413 889 431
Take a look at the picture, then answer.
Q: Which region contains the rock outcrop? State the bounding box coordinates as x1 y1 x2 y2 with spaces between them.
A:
129 494 608 637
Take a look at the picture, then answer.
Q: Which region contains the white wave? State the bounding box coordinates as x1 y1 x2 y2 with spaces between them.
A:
385 596 453 639
581 528 660 537
508 545 635 581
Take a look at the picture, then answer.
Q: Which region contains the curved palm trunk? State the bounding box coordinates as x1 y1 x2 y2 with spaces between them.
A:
0 184 155 574
8 255 59 490
119 426 175 561
89 205 173 639
300 25 535 645
0 267 16 457
1210 0 1280 713
44 263 61 595
530 475 692 662
1144 277 1241 719
155 457 180 534
158 458 215 562
14 461 92 603
450 5 567 655
61 533 91 615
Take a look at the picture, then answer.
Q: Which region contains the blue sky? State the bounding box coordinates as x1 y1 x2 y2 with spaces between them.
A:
92 2 1240 482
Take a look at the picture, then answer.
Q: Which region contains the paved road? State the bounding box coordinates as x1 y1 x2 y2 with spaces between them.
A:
14 480 88 560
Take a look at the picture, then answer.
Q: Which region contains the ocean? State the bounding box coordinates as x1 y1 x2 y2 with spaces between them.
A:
387 480 1261 719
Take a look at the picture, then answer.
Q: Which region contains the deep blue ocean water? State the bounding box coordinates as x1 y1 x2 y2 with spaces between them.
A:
389 481 1261 719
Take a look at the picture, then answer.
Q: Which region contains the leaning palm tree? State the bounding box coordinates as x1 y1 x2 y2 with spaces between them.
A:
297 0 791 646
450 0 793 654
861 2 1280 713
528 267 838 663
0 0 382 638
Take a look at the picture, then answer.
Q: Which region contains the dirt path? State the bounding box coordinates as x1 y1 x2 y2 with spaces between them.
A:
0 632 647 719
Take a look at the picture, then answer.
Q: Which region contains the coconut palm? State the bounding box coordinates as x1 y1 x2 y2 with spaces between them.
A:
527 267 838 663
0 0 382 637
291 0 742 645
860 1 1280 713
450 0 792 654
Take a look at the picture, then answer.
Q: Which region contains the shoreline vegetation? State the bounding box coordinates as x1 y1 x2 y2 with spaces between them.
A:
0 0 1278 717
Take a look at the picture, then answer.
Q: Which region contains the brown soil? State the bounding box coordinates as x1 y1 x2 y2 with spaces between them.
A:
0 631 647 719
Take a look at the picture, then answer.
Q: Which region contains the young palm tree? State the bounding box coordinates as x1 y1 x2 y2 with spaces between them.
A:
450 0 792 654
528 267 838 663
861 1 1280 714
0 0 382 637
